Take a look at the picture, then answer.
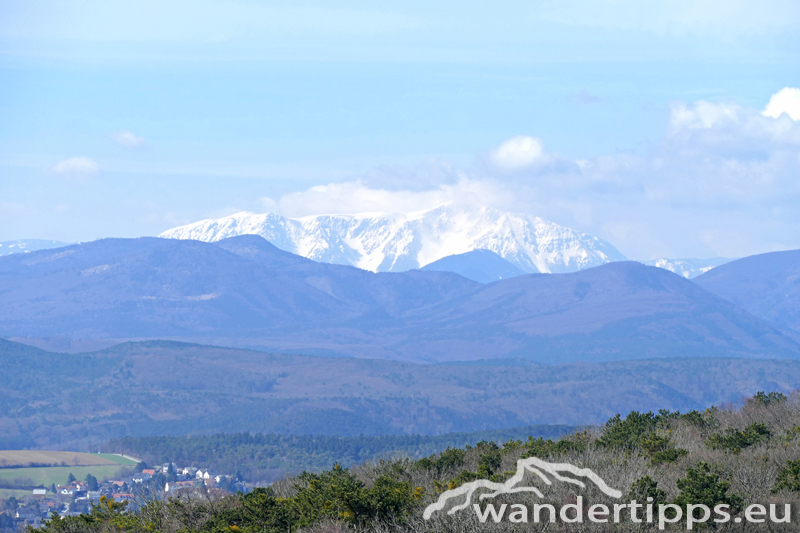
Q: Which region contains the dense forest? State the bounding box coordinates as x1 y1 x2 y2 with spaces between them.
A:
33 390 800 532
100 426 572 482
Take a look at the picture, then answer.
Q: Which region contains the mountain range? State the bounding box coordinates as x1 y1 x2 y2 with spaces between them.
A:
159 204 627 274
2 235 798 364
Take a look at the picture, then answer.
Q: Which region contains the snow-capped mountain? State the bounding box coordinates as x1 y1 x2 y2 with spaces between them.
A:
0 239 71 256
640 257 733 279
159 205 627 273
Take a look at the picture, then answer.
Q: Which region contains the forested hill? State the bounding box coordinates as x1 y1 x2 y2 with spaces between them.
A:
100 426 573 482
5 338 800 450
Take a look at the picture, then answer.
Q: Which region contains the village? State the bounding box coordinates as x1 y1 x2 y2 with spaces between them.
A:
0 461 243 530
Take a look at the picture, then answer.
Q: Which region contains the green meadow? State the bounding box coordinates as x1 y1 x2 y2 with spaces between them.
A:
0 464 129 488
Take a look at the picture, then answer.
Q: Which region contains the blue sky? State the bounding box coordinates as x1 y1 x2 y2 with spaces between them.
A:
1 0 799 259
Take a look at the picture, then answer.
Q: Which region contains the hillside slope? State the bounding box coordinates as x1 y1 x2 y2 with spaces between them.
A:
694 249 800 333
420 249 525 283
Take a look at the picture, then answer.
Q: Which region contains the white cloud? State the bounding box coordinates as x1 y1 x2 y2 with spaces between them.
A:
51 157 100 177
668 101 741 131
111 130 146 148
666 99 800 150
270 88 800 260
763 87 800 121
272 178 520 218
489 136 546 171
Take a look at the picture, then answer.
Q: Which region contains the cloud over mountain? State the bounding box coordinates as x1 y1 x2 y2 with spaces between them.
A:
259 88 800 262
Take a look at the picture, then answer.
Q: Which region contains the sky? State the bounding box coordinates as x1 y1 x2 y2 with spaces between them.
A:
1 0 799 260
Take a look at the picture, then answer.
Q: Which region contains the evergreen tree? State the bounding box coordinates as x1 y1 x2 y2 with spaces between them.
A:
674 462 742 512
625 476 668 506
5 497 18 511
85 473 99 491
773 460 800 493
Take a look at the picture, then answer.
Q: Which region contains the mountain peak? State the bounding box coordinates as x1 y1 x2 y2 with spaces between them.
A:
159 204 626 274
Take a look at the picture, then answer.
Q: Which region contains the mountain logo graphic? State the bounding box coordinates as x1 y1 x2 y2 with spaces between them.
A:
423 457 622 520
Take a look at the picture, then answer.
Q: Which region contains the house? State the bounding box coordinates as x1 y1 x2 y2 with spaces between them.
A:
16 507 38 519
111 493 134 501
111 480 126 488
197 469 217 480
181 466 197 477
132 472 151 483
87 491 102 502
141 469 156 476
165 480 201 493
162 462 177 473
32 489 47 497
59 488 75 496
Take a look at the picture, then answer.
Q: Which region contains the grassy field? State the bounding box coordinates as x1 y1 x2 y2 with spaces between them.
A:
0 450 124 468
0 464 129 487
0 488 33 499
95 453 138 466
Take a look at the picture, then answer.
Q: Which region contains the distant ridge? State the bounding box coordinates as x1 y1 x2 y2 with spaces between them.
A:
420 249 525 283
159 204 627 274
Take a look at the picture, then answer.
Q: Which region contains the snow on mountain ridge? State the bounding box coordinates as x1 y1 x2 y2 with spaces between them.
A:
159 205 627 273
640 257 734 279
0 239 71 256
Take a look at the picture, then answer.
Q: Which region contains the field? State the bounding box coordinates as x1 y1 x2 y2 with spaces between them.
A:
0 450 134 468
0 464 130 488
0 453 137 488
0 488 31 499
95 453 138 465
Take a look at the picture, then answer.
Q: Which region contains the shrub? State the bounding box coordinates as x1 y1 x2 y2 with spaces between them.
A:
707 423 771 453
